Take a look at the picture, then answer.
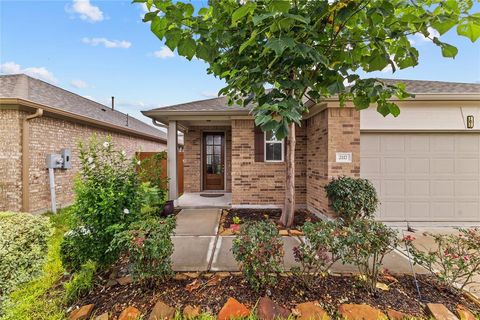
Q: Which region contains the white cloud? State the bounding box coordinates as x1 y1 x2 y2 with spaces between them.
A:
381 55 399 73
69 0 104 22
71 79 89 88
0 61 58 83
154 47 175 59
82 37 131 49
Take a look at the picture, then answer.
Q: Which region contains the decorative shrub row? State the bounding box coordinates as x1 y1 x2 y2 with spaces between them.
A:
0 212 51 313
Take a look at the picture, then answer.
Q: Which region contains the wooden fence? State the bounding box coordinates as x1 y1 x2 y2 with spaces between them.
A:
136 151 184 195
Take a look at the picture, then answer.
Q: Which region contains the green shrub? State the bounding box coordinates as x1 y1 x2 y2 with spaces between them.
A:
0 212 51 313
324 177 378 224
60 226 95 272
341 219 398 292
139 182 167 218
1 208 72 320
61 136 143 271
292 220 346 288
232 221 284 292
64 260 97 304
110 216 176 285
404 228 480 290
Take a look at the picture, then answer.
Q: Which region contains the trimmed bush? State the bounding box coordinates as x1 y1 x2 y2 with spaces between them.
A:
292 220 346 288
324 176 378 224
232 221 284 292
341 219 398 292
404 228 480 290
110 216 176 285
0 212 51 313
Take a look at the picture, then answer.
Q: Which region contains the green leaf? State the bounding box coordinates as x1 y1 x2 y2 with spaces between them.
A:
431 17 457 35
269 1 290 13
457 18 480 42
232 2 256 26
143 11 158 22
376 103 390 117
198 7 209 16
367 53 389 72
283 13 310 24
164 29 182 51
183 3 194 17
387 102 400 117
239 30 258 53
150 16 167 39
353 95 370 110
252 13 274 25
196 43 215 62
178 37 196 60
265 37 295 56
438 41 458 58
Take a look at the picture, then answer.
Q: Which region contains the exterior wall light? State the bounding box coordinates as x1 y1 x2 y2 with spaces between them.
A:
466 115 474 129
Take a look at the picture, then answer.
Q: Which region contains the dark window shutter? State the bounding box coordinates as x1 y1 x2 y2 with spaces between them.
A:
254 125 264 162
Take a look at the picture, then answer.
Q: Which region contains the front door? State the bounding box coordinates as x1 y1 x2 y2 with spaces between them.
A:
203 132 225 190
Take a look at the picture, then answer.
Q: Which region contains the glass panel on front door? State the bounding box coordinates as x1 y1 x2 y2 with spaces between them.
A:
205 134 223 174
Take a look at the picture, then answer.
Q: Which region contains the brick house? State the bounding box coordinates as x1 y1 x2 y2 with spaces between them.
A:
0 74 167 213
144 79 480 227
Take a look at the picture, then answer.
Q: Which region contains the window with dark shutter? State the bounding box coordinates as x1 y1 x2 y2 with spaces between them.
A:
254 125 264 162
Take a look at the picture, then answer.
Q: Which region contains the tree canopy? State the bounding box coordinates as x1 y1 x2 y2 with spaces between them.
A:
138 0 479 138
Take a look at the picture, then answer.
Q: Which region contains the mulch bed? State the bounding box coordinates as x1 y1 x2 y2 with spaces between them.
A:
221 208 321 230
75 271 479 319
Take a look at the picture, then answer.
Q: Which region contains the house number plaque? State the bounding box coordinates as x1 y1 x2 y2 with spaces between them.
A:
336 152 352 163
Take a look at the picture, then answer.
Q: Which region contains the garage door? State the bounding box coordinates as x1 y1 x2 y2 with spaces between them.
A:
361 133 480 223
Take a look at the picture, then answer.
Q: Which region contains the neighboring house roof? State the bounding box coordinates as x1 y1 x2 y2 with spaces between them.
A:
0 74 166 142
143 79 480 118
379 78 480 94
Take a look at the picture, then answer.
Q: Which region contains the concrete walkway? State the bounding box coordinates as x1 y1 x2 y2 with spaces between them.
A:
171 208 428 275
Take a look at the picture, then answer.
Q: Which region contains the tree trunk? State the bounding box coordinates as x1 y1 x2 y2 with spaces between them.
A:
280 122 296 227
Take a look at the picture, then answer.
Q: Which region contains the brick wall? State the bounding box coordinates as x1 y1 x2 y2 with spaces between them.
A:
231 119 306 206
0 108 166 213
183 126 232 192
0 109 23 211
306 107 360 217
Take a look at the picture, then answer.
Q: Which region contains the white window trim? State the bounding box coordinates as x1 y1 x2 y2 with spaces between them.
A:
264 131 285 162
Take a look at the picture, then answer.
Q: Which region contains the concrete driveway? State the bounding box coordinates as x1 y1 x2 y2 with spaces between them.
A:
171 208 430 276
399 227 480 299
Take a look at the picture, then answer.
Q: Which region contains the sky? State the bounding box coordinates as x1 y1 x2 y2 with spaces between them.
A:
1 0 479 127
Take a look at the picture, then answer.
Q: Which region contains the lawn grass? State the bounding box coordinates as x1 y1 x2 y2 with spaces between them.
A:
1 208 74 320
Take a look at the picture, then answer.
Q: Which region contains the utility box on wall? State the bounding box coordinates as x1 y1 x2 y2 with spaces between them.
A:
61 148 72 169
46 154 63 169
46 148 72 169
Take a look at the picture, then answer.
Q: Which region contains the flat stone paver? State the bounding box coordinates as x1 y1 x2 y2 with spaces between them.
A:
209 236 301 271
175 208 221 236
172 236 216 271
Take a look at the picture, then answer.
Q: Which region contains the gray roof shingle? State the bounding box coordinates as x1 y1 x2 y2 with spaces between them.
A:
379 78 480 94
145 79 480 114
0 74 166 141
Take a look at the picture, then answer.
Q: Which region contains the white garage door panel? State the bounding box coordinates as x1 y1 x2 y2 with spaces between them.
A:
361 133 480 223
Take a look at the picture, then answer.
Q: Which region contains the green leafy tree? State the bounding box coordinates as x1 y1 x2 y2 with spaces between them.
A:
137 0 479 226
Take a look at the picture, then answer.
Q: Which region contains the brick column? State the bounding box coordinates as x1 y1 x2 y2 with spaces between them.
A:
306 107 360 218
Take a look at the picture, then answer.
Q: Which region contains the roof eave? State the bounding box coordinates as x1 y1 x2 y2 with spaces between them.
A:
1 98 167 143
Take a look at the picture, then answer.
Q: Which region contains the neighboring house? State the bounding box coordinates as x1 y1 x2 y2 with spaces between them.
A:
143 79 480 227
0 74 167 213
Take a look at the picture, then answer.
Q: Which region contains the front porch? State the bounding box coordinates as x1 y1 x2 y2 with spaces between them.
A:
176 192 232 209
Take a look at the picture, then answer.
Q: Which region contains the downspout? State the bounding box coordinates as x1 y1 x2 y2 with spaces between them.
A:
22 108 43 212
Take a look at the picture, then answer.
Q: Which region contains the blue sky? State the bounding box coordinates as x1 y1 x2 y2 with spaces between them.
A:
1 0 479 126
